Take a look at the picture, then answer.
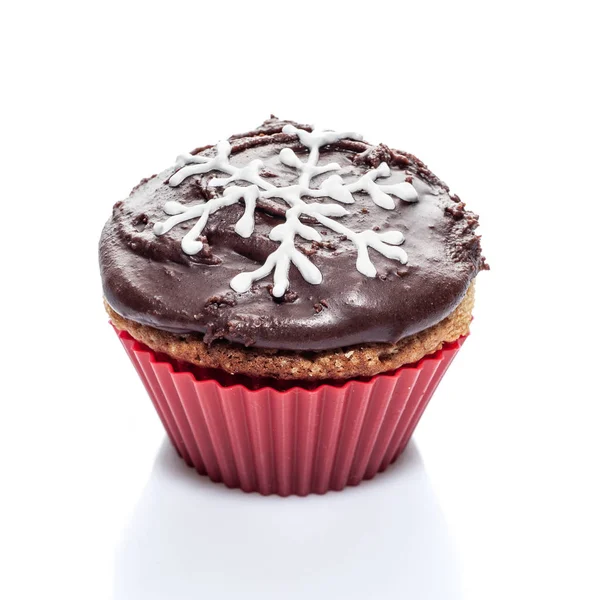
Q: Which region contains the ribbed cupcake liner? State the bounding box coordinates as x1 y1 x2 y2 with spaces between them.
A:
115 327 466 496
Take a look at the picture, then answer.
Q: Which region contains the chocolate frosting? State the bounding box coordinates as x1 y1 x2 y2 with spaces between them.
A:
100 118 486 351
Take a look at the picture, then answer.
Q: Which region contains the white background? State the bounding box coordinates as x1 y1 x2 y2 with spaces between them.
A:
1 1 599 598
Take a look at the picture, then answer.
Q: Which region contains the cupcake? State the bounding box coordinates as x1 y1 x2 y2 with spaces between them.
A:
100 116 487 495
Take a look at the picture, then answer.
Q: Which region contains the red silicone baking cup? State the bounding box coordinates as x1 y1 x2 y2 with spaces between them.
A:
115 327 466 496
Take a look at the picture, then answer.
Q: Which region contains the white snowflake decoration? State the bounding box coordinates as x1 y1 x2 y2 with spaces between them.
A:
154 125 418 297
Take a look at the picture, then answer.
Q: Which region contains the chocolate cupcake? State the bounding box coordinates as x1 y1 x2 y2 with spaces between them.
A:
100 117 487 495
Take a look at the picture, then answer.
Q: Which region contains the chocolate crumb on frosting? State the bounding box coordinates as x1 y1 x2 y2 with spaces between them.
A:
100 117 486 373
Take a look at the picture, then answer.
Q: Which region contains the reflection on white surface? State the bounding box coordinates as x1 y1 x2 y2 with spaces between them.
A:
114 439 461 600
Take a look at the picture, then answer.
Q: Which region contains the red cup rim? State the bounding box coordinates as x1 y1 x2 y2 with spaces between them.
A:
115 325 466 394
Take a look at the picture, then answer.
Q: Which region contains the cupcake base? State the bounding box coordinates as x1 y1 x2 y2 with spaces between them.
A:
116 327 466 496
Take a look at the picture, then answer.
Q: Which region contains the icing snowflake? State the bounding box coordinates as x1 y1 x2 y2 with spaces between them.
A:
154 125 418 297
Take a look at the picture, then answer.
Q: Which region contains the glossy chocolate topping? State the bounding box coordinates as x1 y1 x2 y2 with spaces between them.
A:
100 117 486 351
